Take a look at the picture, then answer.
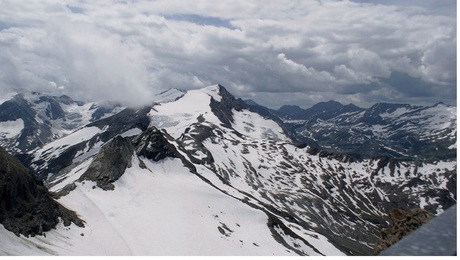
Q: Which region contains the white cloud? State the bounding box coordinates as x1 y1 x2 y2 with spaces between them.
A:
0 0 456 108
419 38 456 85
347 48 391 80
277 53 336 86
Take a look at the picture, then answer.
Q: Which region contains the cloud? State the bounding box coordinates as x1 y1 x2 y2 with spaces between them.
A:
164 14 236 29
0 0 456 108
0 5 156 107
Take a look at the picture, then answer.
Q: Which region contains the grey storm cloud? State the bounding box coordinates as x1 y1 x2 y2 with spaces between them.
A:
0 0 456 108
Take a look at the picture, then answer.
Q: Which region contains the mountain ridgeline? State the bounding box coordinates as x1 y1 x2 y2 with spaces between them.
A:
246 99 456 161
0 85 456 256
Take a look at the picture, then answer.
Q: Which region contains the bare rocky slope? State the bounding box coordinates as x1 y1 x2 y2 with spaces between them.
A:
0 146 83 237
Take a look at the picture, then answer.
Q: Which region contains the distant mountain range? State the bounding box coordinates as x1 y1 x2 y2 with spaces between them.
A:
0 91 122 154
244 99 456 161
0 89 456 161
0 85 456 256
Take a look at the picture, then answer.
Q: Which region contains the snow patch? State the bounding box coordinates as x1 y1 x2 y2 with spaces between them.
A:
201 85 222 102
119 128 142 138
33 126 102 163
152 88 185 104
232 110 289 141
380 107 411 119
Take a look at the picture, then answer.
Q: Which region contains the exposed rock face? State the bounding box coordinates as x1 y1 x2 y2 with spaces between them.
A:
80 136 134 190
0 147 83 237
373 208 433 254
177 123 215 165
0 94 53 153
0 93 120 155
132 127 178 161
33 141 88 180
209 85 246 128
51 127 178 192
38 96 66 120
88 107 151 143
26 107 152 180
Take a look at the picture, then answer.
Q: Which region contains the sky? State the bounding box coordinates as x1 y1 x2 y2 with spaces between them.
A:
0 0 456 109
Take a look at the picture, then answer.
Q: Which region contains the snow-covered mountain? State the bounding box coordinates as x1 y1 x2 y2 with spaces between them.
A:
262 100 457 160
0 85 456 255
0 90 123 154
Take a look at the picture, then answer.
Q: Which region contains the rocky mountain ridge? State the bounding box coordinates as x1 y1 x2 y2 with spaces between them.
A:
0 147 83 237
245 99 456 160
0 85 456 256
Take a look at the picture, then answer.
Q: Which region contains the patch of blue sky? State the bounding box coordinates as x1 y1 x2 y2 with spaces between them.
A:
164 14 236 29
0 21 13 31
66 5 85 14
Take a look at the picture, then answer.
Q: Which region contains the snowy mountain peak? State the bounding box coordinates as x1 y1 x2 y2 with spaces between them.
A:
0 92 122 154
147 84 286 142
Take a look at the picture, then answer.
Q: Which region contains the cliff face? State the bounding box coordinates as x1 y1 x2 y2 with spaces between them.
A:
0 147 83 237
373 208 433 254
79 136 134 191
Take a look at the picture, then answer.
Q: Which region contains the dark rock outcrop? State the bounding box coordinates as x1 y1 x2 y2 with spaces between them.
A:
88 107 151 143
373 208 433 254
133 127 179 161
78 127 180 190
0 94 53 153
28 107 152 180
79 136 134 190
37 96 66 120
209 85 246 128
0 147 83 237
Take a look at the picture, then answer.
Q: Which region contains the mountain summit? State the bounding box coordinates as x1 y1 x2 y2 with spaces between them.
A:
0 85 456 256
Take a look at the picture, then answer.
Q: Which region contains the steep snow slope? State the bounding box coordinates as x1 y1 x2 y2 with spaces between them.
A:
1 155 336 255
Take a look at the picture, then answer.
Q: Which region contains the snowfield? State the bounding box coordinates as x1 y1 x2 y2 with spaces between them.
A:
0 158 307 256
32 126 103 164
